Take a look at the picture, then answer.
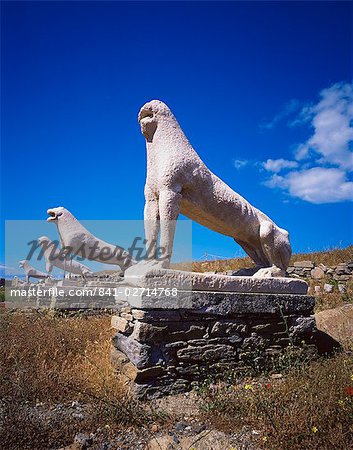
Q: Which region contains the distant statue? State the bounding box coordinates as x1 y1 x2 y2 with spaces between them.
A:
138 100 292 277
47 207 136 270
37 236 94 277
19 260 51 282
12 276 26 286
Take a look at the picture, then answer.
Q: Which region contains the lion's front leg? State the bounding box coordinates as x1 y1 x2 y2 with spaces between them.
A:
158 189 181 268
144 192 160 263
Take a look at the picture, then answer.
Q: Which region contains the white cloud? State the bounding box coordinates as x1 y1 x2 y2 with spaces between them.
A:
233 159 248 169
263 82 353 204
296 82 353 170
263 158 298 173
266 167 353 204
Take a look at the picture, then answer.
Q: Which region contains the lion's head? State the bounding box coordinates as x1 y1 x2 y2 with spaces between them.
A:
47 206 66 222
138 100 174 142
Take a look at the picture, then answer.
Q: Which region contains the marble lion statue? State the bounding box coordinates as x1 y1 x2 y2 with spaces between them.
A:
19 260 51 282
138 100 292 277
38 236 94 277
47 207 136 270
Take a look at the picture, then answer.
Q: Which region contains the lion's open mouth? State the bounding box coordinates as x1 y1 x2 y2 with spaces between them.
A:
47 210 57 222
47 209 62 222
138 108 153 123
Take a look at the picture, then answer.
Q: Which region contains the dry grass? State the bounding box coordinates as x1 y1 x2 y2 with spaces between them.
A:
191 245 353 273
0 312 161 449
198 350 353 450
1 311 352 449
310 278 353 312
0 312 119 404
192 255 253 273
290 245 353 267
1 246 353 448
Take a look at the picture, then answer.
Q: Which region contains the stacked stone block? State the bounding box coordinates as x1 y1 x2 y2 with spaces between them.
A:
286 261 353 283
111 291 316 399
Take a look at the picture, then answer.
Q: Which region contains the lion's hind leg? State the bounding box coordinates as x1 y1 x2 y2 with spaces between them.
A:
253 221 291 278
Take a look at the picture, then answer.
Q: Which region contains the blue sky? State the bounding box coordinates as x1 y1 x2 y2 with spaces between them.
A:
1 1 352 272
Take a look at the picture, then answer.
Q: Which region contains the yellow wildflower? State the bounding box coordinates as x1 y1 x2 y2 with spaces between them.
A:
338 399 344 406
244 384 253 390
262 436 268 442
311 426 318 433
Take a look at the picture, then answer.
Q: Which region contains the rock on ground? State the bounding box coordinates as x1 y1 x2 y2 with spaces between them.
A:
315 303 353 348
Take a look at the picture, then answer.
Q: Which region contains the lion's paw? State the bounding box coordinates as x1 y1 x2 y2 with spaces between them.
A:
253 266 286 278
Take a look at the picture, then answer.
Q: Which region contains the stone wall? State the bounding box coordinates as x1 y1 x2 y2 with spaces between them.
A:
287 261 353 282
111 291 316 399
286 261 353 294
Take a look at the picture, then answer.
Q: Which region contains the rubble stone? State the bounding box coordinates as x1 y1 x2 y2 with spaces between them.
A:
293 261 314 268
311 267 325 279
111 291 316 399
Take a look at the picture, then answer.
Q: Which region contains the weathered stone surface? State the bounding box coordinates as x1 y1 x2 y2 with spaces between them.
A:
289 316 316 339
242 333 269 351
165 341 186 349
123 269 308 294
112 333 164 369
293 261 314 268
338 284 347 293
324 284 333 293
111 316 130 333
131 309 181 321
175 364 200 376
188 336 243 345
131 321 206 343
334 274 351 281
110 290 317 399
131 322 168 343
177 344 237 362
335 263 351 275
117 289 314 314
120 312 133 321
121 361 167 383
251 321 285 333
315 304 353 347
210 320 248 336
311 267 325 279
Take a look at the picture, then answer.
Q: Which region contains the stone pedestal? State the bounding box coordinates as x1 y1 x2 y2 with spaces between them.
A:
111 290 316 399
